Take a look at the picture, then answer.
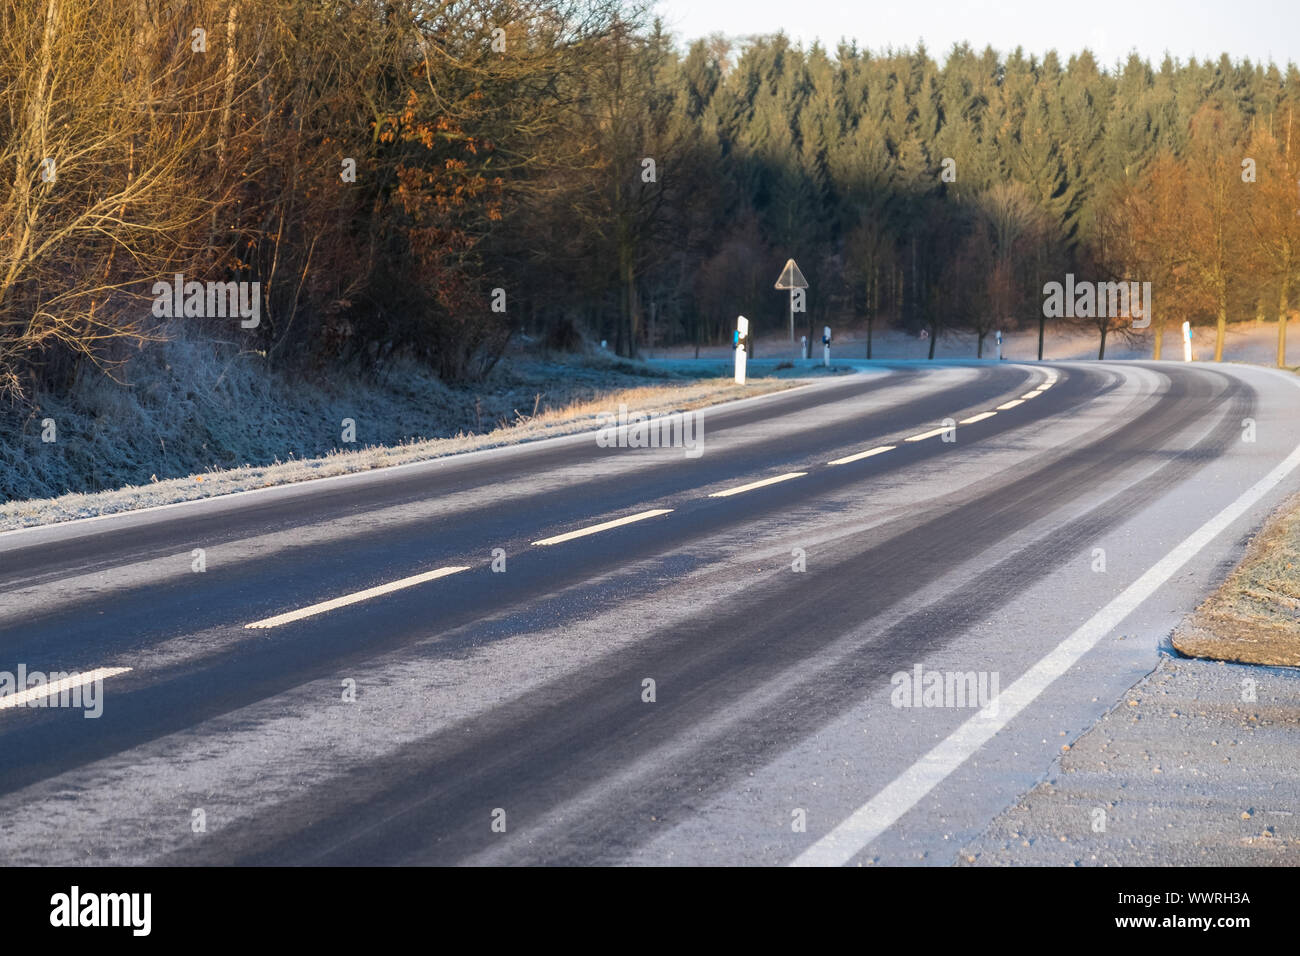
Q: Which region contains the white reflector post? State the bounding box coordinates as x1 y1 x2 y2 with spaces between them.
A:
735 315 749 385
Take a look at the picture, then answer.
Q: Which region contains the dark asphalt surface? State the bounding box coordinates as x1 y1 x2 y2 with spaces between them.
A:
1 360 1296 865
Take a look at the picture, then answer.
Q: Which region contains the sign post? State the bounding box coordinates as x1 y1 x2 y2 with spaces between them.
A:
734 315 749 384
774 259 809 349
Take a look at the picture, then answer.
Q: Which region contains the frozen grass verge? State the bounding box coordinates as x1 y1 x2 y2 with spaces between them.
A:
1173 491 1300 668
1 371 795 531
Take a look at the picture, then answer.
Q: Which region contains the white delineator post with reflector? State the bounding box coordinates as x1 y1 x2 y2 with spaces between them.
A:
822 326 831 367
1183 321 1193 362
734 315 749 385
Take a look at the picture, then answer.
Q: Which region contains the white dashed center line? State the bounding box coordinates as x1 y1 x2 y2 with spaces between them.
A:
246 566 470 628
828 445 896 466
709 473 807 497
532 509 674 546
0 667 132 711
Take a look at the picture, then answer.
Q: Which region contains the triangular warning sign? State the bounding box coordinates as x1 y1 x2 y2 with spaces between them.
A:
775 258 808 289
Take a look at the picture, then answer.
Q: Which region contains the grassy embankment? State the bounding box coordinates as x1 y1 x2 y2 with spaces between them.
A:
0 332 800 530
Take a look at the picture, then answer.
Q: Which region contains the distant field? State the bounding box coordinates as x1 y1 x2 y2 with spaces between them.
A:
651 317 1300 366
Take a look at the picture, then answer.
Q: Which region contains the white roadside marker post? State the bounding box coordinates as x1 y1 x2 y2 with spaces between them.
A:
801 334 808 360
1182 320 1193 362
822 326 831 367
996 329 1003 360
735 315 749 385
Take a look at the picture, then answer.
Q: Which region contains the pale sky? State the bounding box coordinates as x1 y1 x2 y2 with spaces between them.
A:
652 0 1300 69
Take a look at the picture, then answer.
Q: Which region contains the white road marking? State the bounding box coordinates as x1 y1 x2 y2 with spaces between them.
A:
709 473 807 498
245 566 470 628
0 667 132 710
904 427 949 443
828 445 896 466
958 412 996 425
996 399 1024 410
1021 390 1043 399
792 430 1300 867
532 509 673 546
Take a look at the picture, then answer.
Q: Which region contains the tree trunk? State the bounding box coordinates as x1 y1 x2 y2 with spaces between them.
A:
1152 321 1163 360
897 266 904 326
617 248 638 358
1279 273 1290 368
1037 314 1045 361
805 296 813 363
1098 326 1107 360
218 2 238 164
870 263 880 359
626 276 639 358
1214 296 1227 362
977 331 985 358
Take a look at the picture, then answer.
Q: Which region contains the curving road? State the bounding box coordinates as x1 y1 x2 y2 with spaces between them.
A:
1 360 1298 865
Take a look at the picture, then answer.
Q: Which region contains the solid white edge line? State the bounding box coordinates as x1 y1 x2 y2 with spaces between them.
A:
708 473 807 498
793 414 1300 867
246 566 470 629
996 399 1024 410
828 445 896 466
0 667 132 710
958 412 996 425
532 509 673 546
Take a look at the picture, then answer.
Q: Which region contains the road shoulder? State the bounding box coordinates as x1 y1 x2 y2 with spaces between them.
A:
958 654 1300 866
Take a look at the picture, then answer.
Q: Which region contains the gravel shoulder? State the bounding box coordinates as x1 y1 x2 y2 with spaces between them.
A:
959 654 1300 866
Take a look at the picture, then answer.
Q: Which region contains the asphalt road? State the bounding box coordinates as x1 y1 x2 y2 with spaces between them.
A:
1 359 1298 865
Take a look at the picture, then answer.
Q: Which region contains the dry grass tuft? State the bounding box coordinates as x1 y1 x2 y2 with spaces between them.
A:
1173 492 1300 667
